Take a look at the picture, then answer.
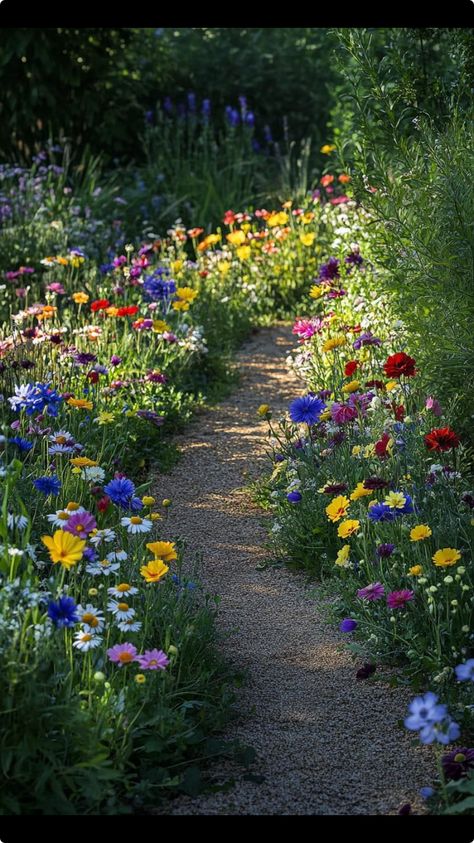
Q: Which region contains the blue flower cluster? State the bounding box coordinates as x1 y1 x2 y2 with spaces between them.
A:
47 596 78 628
142 269 176 303
405 691 460 745
9 382 63 417
103 476 143 511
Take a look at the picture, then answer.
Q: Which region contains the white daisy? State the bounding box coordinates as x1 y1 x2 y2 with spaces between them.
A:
120 516 152 534
90 528 116 546
47 509 72 527
107 583 139 599
117 618 142 632
75 604 105 632
107 599 136 621
106 549 128 562
73 630 103 652
86 558 121 576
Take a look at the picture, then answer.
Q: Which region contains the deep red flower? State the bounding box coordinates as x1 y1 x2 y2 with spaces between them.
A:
90 299 110 312
344 360 358 377
424 426 460 452
383 352 417 379
374 432 391 459
199 270 209 278
117 305 139 317
87 370 99 384
394 404 405 421
365 379 385 390
97 495 110 513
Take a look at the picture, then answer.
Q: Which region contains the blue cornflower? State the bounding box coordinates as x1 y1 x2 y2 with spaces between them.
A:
47 596 79 628
82 546 98 563
368 502 397 522
419 787 435 800
99 262 114 274
289 395 326 426
129 496 144 512
33 475 61 496
142 272 176 303
103 477 135 508
287 491 302 503
9 436 33 452
419 717 461 746
399 493 414 515
172 574 197 591
455 659 474 682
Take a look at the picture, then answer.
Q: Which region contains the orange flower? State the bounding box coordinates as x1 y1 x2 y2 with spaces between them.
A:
67 397 93 410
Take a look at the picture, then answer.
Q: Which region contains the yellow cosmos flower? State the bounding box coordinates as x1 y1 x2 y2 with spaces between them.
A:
72 292 89 304
350 483 372 501
364 444 376 458
410 525 432 542
352 445 362 456
171 260 183 273
142 496 155 506
236 245 251 261
326 495 350 523
152 320 170 333
384 491 407 509
432 548 461 568
341 380 360 395
96 412 115 425
267 212 289 227
227 230 246 246
176 286 198 302
337 519 360 538
67 398 93 411
41 530 86 569
69 457 98 467
140 559 170 583
408 565 423 576
322 336 346 353
172 300 190 311
309 285 324 299
217 260 231 275
301 212 315 224
146 541 177 563
335 544 351 567
300 232 315 247
320 144 336 154
385 381 398 392
257 404 271 417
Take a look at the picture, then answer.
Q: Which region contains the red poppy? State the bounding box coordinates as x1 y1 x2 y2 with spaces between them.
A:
394 404 405 421
87 370 99 384
223 210 236 225
117 306 139 317
199 270 209 278
365 379 385 390
424 427 460 452
90 299 110 312
345 360 358 377
383 352 417 379
375 432 391 459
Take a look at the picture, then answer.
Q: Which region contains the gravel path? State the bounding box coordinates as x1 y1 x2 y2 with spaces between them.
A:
151 325 435 815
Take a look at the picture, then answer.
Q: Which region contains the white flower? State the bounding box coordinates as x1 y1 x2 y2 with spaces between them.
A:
86 558 121 576
107 583 138 599
7 513 29 531
117 618 142 632
75 604 105 632
106 549 128 562
90 528 116 546
120 516 152 534
8 547 24 558
107 599 136 621
73 630 103 651
81 466 106 483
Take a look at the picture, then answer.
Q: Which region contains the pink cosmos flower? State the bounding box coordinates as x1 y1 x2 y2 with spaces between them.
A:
47 282 66 294
331 402 358 425
426 396 443 417
357 582 385 601
387 590 415 609
107 642 139 666
63 511 97 539
292 317 324 340
136 649 170 671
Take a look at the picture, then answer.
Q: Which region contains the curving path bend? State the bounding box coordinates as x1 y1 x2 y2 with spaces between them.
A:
152 325 434 815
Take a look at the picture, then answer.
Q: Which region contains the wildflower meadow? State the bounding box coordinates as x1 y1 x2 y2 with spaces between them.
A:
0 24 473 818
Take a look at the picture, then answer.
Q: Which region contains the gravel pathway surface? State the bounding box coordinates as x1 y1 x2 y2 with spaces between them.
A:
151 324 435 815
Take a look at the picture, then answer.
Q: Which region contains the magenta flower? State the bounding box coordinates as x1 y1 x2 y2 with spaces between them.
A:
63 511 97 539
47 282 66 294
331 402 358 425
107 642 139 666
426 396 443 417
357 582 385 601
136 649 170 671
292 317 324 340
387 589 415 609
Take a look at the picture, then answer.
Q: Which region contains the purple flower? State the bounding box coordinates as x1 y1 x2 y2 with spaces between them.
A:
340 618 358 632
386 589 414 609
353 331 381 350
135 649 170 671
455 659 474 682
357 582 385 601
318 257 340 281
441 748 474 780
289 395 326 425
426 396 443 417
107 642 139 666
376 543 396 558
63 511 97 540
287 491 302 503
74 352 97 366
330 402 358 425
